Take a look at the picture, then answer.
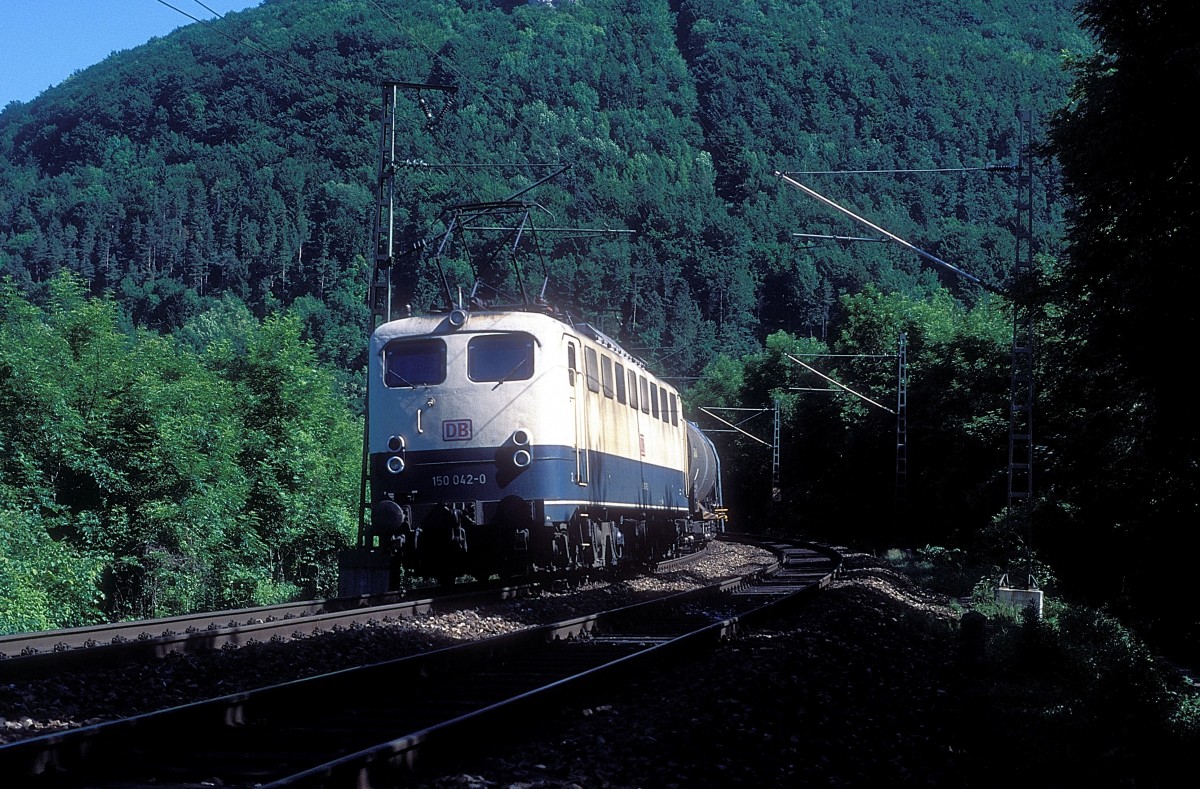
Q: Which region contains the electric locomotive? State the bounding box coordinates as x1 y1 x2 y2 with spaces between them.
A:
352 301 724 588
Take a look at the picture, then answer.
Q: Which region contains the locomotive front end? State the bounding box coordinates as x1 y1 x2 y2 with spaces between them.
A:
366 310 569 584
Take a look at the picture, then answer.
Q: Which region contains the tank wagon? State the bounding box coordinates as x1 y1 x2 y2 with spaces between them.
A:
357 303 724 587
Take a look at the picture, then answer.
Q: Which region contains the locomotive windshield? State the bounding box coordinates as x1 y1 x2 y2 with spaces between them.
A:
468 334 535 384
383 338 446 388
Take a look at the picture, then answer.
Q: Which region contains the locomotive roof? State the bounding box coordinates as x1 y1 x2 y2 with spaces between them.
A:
372 308 660 380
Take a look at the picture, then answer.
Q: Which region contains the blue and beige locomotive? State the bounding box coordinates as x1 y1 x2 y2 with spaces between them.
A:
358 301 724 586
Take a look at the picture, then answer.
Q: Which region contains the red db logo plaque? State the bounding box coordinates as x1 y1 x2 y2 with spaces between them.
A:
442 419 472 441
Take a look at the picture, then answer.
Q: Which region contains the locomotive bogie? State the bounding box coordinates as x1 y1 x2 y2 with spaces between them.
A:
364 308 720 585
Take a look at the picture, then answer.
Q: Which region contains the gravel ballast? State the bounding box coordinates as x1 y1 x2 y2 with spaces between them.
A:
404 549 966 788
0 541 779 745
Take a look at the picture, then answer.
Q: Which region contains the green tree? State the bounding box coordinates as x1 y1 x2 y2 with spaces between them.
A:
0 493 106 632
0 275 361 631
1041 0 1200 656
213 312 360 600
688 287 1011 547
833 286 1011 545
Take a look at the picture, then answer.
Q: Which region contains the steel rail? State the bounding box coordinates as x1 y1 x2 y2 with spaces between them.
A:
0 580 542 679
1 550 718 675
0 536 839 788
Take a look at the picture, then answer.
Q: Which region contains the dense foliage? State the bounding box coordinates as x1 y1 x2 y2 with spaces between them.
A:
1037 0 1200 657
690 286 1014 553
0 273 359 632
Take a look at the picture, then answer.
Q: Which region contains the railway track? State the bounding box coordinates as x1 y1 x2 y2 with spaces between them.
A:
0 536 839 787
0 541 718 680
0 569 630 680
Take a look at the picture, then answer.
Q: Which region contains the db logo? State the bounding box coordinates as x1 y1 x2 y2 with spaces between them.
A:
442 419 472 441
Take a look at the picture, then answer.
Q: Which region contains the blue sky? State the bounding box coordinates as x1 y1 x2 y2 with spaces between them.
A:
1 0 261 108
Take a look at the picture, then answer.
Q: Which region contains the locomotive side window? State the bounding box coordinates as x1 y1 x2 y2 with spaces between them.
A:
649 382 660 419
468 334 535 383
384 338 446 388
601 355 615 398
669 392 679 426
615 362 627 404
567 343 577 386
660 388 669 422
584 347 601 393
639 376 649 414
628 369 639 411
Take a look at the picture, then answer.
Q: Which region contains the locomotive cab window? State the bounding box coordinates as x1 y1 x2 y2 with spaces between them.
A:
384 338 446 388
468 334 535 383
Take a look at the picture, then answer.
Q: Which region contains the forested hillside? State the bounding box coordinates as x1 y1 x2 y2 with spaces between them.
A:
0 0 1082 365
0 0 1096 631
